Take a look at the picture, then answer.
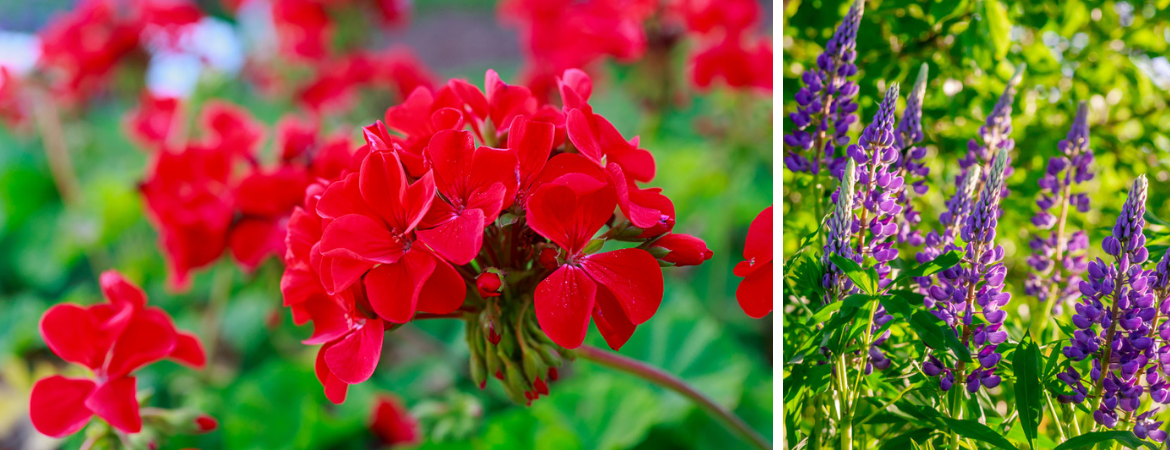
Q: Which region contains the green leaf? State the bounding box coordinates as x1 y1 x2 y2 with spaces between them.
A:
983 0 1011 59
908 311 971 363
883 290 925 320
909 310 947 351
1053 431 1159 450
829 254 879 295
937 416 1016 450
1013 334 1044 450
893 250 962 286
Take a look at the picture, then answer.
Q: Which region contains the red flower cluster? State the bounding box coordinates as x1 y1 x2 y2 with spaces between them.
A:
498 0 655 99
674 0 773 91
38 0 204 100
281 68 711 402
140 101 355 290
30 271 207 437
257 0 411 62
297 47 436 114
369 394 421 446
735 205 773 318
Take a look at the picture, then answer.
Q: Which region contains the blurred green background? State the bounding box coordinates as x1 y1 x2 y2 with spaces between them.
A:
0 0 774 449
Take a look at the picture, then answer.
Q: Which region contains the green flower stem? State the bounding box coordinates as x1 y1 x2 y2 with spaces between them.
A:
577 345 772 450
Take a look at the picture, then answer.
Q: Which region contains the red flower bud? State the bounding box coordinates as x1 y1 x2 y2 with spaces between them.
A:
476 271 503 298
547 367 559 381
651 234 713 267
535 377 549 395
195 414 218 433
538 247 559 269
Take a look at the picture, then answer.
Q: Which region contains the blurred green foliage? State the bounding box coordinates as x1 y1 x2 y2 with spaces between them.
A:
0 2 774 450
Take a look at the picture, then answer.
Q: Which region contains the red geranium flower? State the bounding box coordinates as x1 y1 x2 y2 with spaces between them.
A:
30 271 206 438
525 155 664 350
690 34 773 92
415 129 519 265
315 148 466 323
734 205 773 318
125 92 179 150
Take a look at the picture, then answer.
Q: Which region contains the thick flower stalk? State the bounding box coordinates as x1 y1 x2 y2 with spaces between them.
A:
782 0 863 175
1028 102 1095 331
922 148 1011 394
280 69 711 407
894 63 930 246
958 63 1025 202
1061 176 1163 436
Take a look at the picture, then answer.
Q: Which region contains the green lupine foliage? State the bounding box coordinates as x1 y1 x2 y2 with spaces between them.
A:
784 0 1170 447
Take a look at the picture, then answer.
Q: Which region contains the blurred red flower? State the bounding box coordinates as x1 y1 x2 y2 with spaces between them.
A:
29 271 206 437
369 395 420 446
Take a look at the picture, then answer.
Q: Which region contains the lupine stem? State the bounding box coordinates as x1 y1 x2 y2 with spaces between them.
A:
1033 173 1076 339
577 345 772 450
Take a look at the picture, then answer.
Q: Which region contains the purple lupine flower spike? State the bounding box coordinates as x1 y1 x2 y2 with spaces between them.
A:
783 0 864 175
958 62 1025 206
1027 101 1095 318
921 148 1010 393
1062 176 1156 428
822 159 858 303
849 83 902 286
895 63 931 247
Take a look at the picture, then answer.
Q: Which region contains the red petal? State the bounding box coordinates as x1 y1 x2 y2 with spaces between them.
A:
465 182 508 223
320 214 406 265
592 284 636 351
324 319 385 384
525 177 615 255
99 271 147 309
580 249 664 325
606 163 667 230
416 208 486 266
319 248 372 295
29 376 95 438
170 331 207 368
85 376 142 434
468 147 518 217
737 261 773 318
425 130 476 201
300 294 351 344
743 206 773 265
104 308 178 378
485 70 533 132
565 109 604 164
364 250 436 323
360 151 409 226
281 264 322 307
316 173 376 220
534 266 596 349
228 218 284 271
417 256 467 315
509 116 555 190
314 341 350 404
385 87 435 138
40 304 107 370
